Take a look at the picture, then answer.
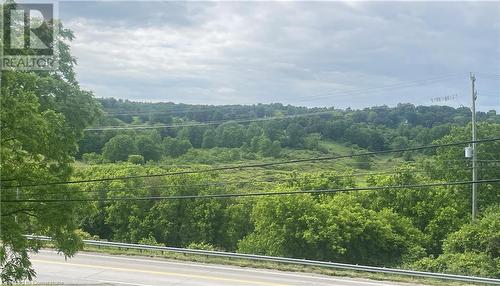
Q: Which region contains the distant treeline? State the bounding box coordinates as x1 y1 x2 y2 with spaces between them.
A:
78 99 500 164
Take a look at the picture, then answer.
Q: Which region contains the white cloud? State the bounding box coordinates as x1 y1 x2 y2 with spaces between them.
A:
60 1 500 110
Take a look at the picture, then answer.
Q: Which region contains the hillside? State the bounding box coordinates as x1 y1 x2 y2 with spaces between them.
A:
79 99 499 163
64 99 500 278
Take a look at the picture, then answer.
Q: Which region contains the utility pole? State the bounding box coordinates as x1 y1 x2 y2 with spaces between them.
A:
470 73 478 222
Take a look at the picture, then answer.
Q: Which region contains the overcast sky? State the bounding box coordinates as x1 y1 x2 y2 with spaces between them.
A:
59 1 500 111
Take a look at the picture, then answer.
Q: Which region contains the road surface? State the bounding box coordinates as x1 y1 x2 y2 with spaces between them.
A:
31 250 414 286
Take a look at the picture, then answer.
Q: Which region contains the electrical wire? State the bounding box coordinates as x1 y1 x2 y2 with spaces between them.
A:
103 105 290 116
85 110 337 131
6 167 474 197
102 74 462 116
3 138 498 189
3 179 499 203
294 74 463 102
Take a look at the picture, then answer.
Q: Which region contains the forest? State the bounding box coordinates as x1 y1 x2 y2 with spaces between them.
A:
71 101 500 279
79 99 499 164
3 85 499 282
1 3 499 282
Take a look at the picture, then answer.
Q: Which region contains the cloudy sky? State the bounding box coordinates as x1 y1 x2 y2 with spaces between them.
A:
59 1 500 111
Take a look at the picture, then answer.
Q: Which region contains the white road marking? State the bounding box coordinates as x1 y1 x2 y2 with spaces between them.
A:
36 250 399 286
83 277 157 286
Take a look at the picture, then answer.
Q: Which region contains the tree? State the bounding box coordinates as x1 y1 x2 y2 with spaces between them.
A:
322 120 347 140
285 123 305 147
304 133 321 151
443 205 499 259
128 154 145 165
163 137 192 157
270 141 282 158
238 189 424 266
216 122 245 148
135 135 161 162
136 173 229 247
149 113 173 124
102 135 137 162
258 136 272 156
263 120 285 142
201 129 217 149
344 125 370 149
245 123 263 142
362 167 465 255
413 205 500 277
428 123 500 215
0 6 100 282
178 127 205 148
250 136 261 152
72 164 161 242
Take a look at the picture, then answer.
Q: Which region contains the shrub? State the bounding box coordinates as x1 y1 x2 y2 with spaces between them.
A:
127 154 145 165
186 242 217 251
82 152 106 164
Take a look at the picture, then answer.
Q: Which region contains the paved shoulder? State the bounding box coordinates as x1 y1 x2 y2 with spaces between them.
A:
31 250 409 286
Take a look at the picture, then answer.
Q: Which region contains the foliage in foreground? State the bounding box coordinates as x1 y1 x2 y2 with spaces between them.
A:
413 205 500 277
0 3 100 282
1 2 499 281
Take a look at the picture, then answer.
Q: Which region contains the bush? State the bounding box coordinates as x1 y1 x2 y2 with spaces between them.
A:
238 192 425 266
186 242 217 251
413 253 499 277
304 133 321 150
353 156 372 170
127 154 145 165
163 137 192 157
443 205 500 258
412 205 500 277
75 229 93 240
82 152 106 164
103 134 137 162
138 236 164 246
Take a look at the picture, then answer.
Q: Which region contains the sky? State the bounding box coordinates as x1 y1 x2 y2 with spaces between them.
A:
59 1 500 111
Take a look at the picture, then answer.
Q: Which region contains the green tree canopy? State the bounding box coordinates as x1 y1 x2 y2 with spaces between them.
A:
103 134 137 162
135 135 161 162
0 10 100 282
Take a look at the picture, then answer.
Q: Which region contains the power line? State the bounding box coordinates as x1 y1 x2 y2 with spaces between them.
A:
6 167 473 197
97 109 306 128
102 74 461 116
294 74 462 102
2 157 427 190
3 138 499 189
9 180 266 196
0 168 385 195
3 179 499 203
436 159 500 163
103 102 292 115
95 113 265 128
103 105 288 116
97 76 479 128
85 110 337 131
474 72 500 78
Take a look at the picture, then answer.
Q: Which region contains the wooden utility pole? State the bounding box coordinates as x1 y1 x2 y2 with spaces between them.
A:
470 73 478 222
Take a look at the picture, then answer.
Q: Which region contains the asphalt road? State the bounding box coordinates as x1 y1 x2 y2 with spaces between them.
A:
31 250 411 286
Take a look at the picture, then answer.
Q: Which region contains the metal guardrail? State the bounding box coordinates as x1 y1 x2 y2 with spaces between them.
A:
26 235 500 285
